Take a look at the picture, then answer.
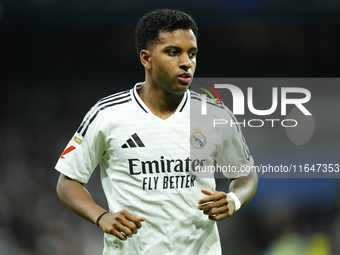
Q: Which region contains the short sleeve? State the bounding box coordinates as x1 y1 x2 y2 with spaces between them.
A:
55 106 107 184
217 108 254 179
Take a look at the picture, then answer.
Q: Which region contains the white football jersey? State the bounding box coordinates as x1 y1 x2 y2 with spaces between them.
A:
189 90 253 180
55 82 253 255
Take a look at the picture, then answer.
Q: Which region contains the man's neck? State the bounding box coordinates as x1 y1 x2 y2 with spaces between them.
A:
138 83 184 120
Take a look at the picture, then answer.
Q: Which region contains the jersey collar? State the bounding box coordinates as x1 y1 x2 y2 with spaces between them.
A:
132 82 189 114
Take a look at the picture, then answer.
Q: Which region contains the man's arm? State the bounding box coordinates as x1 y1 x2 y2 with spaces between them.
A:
56 173 145 240
197 171 258 221
228 170 258 208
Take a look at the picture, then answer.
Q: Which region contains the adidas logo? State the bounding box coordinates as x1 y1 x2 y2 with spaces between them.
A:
121 133 145 148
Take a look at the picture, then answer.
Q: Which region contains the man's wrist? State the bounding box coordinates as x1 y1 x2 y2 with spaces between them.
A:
96 211 109 227
227 192 241 212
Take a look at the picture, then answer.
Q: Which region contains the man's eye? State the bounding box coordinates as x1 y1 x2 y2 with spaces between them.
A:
168 51 178 56
188 52 197 58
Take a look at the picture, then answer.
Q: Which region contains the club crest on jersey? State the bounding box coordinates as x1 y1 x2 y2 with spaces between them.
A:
190 127 206 149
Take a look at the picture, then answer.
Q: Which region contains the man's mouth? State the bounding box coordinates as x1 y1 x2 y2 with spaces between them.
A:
178 73 191 84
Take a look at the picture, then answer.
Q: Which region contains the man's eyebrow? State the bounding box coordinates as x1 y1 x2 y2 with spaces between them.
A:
164 45 198 51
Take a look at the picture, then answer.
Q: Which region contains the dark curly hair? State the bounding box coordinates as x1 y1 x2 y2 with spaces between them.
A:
135 9 198 55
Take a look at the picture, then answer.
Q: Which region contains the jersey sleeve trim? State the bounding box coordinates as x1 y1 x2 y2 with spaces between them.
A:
55 163 90 184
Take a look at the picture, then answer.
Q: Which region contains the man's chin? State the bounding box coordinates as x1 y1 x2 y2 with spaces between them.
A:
163 82 190 96
175 84 190 94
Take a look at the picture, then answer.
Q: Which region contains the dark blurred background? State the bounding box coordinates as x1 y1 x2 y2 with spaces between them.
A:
1 0 340 254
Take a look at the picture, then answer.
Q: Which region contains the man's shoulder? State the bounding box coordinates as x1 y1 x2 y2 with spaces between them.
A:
76 89 133 137
189 89 227 115
90 89 134 115
95 89 132 108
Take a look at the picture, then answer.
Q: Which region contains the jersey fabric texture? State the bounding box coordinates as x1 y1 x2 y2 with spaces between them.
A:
189 90 253 180
55 82 254 255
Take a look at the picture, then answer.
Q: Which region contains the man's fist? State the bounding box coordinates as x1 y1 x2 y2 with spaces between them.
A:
98 210 146 240
197 189 235 221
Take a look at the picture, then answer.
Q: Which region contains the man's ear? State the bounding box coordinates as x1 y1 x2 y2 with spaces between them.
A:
140 49 152 69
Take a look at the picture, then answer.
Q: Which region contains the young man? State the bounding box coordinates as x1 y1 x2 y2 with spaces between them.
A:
56 9 258 255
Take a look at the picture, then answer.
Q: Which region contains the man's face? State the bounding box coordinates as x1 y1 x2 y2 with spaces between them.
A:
147 29 197 95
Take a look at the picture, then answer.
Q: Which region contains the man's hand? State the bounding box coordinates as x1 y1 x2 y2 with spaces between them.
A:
57 174 146 241
197 189 236 221
98 210 146 241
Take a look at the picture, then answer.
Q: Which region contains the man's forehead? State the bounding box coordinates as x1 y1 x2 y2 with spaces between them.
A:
156 29 197 47
158 29 195 39
145 29 197 52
